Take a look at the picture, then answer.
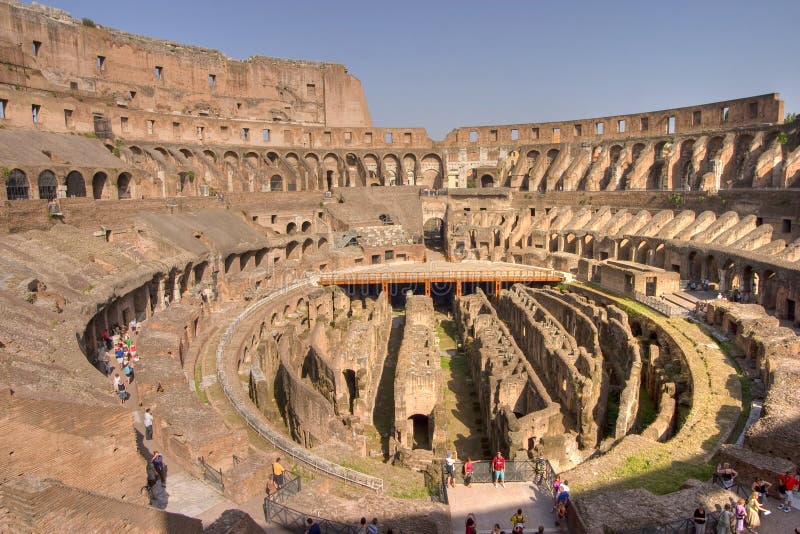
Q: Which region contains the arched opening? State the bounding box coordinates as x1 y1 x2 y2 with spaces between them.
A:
6 169 29 200
66 171 86 197
326 170 333 191
301 221 312 232
270 175 283 192
409 414 431 450
318 237 329 252
91 172 107 199
286 241 301 260
286 222 297 235
117 172 132 199
760 270 778 309
423 217 444 250
302 238 314 256
343 369 357 414
480 174 494 188
37 170 57 200
635 241 651 265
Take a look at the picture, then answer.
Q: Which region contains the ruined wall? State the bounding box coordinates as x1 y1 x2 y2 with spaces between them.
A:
457 290 562 462
394 295 445 455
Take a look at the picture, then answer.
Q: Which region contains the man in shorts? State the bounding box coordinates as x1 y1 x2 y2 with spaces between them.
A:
272 457 285 489
492 451 506 488
445 452 456 488
779 470 797 512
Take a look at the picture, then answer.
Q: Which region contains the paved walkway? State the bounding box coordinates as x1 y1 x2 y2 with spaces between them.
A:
448 482 557 534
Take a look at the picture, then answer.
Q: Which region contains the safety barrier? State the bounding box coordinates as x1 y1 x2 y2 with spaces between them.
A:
215 274 384 491
264 474 360 533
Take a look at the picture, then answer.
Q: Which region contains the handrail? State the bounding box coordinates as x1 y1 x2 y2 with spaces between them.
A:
318 269 563 284
215 274 384 490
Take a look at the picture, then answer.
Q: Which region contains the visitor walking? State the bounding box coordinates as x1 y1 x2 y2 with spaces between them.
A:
510 508 526 532
746 491 767 533
367 517 378 534
492 451 506 488
465 513 477 534
305 518 321 534
779 469 797 512
751 477 771 505
445 452 456 488
534 452 547 485
117 380 127 404
552 474 562 511
152 451 166 486
693 505 706 534
272 457 285 489
734 498 746 533
464 457 475 488
357 517 367 534
557 480 570 507
717 503 734 534
144 408 153 440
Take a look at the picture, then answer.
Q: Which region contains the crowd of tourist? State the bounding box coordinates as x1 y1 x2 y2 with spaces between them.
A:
97 319 140 403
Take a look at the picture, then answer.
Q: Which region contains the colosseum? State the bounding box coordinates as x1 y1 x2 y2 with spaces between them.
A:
0 2 798 533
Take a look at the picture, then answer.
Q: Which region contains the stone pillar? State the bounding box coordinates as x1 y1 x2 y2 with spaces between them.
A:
157 277 167 310
557 235 565 252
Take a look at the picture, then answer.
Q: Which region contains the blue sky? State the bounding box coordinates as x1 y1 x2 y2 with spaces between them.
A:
33 0 799 140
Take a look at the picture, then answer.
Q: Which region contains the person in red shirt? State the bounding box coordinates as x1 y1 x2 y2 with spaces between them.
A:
492 451 506 488
779 470 798 512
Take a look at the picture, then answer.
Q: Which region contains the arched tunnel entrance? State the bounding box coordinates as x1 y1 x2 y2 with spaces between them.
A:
409 414 431 450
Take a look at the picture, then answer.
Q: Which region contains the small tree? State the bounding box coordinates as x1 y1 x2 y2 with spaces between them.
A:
81 17 96 27
785 112 797 123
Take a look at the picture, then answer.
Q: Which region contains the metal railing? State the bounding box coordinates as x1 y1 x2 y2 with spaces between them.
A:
442 459 557 503
633 291 686 317
264 476 359 534
318 268 563 285
198 455 223 492
215 275 384 491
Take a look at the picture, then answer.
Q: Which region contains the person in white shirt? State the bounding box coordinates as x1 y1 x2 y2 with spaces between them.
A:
144 408 154 440
445 452 456 488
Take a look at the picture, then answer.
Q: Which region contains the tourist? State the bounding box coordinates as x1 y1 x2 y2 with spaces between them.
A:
146 461 158 491
492 451 506 488
465 513 477 534
124 360 134 384
716 462 737 489
717 503 733 534
144 408 153 440
510 508 526 532
552 474 562 510
152 451 166 486
464 457 475 487
112 372 121 393
734 498 746 532
751 477 771 505
117 380 127 403
102 328 112 350
556 480 570 507
537 527 544 534
445 451 456 488
130 342 138 361
779 469 798 512
555 501 567 529
534 452 546 485
129 318 137 335
746 491 767 532
491 524 502 534
272 457 285 489
357 517 367 534
367 517 378 534
115 344 125 368
693 505 706 534
305 518 321 534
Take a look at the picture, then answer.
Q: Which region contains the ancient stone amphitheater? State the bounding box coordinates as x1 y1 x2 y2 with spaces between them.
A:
1 2 799 533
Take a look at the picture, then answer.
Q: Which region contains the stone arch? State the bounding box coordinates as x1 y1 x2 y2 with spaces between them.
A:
304 152 320 190
6 169 29 200
286 240 301 260
423 217 445 249
759 269 778 309
37 170 57 200
402 153 417 186
270 175 283 192
649 141 668 190
382 154 400 186
318 237 329 252
302 238 314 256
92 172 107 199
203 149 218 163
672 139 695 190
619 238 632 261
286 222 297 235
480 174 495 188
420 153 443 188
323 153 341 189
541 149 560 192
653 243 666 269
363 154 380 184
66 171 87 197
301 220 312 232
731 134 754 186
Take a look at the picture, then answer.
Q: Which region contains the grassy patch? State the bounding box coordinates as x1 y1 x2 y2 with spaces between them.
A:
612 451 716 495
193 371 209 404
389 485 432 499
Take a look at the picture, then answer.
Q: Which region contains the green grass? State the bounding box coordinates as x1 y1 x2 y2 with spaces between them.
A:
612 451 716 495
390 485 432 499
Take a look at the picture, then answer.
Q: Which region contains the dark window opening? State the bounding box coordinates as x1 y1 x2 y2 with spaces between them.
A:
97 55 105 71
574 124 582 136
70 81 78 90
32 40 41 57
782 219 792 233
640 117 649 131
154 66 163 80
692 111 702 126
0 99 6 119
749 102 758 119
31 104 41 124
532 127 540 140
721 107 729 122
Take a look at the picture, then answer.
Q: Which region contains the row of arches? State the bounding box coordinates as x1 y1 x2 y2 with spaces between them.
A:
5 168 133 200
